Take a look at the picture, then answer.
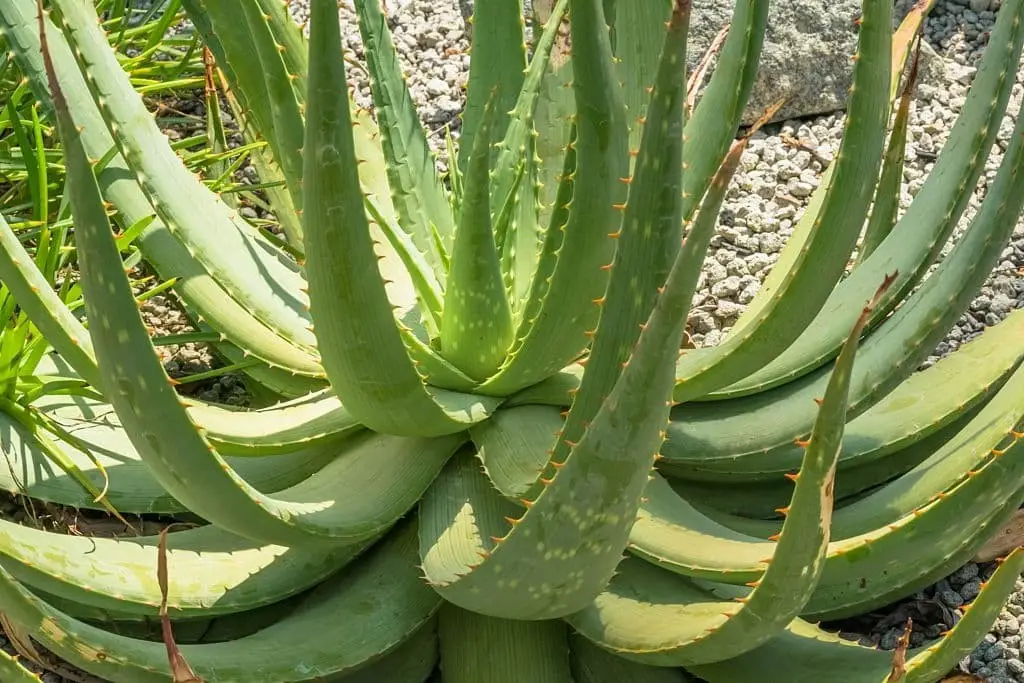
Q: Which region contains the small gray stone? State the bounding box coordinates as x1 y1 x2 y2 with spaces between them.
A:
940 589 965 608
711 276 742 298
961 579 982 601
951 563 980 584
879 628 903 651
987 640 1010 662
987 659 1010 677
425 77 448 97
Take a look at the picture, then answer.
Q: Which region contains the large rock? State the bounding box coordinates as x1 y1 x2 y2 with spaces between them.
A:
688 0 879 124
459 0 941 124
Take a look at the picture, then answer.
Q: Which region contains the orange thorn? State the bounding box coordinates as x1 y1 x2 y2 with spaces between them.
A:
550 461 566 469
775 506 790 516
504 516 520 526
520 499 534 508
489 536 505 544
794 438 810 448
768 533 781 542
783 472 800 482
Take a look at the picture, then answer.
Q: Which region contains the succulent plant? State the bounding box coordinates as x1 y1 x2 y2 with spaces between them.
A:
0 0 1023 681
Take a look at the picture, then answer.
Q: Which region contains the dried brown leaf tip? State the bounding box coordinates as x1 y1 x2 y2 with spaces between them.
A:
158 528 205 682
886 618 912 682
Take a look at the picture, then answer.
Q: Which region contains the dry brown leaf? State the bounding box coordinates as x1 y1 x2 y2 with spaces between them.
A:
158 528 204 683
886 618 913 682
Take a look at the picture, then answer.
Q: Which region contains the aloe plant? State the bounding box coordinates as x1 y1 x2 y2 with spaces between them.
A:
0 0 1023 681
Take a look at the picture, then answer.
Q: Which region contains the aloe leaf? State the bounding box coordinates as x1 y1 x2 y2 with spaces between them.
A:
629 398 1024 622
490 0 569 307
457 0 526 173
475 0 629 395
471 404 561 500
822 351 1024 539
303 0 498 437
678 0 769 224
50 0 318 355
0 650 39 682
663 80 1024 479
237 0 305 218
254 0 309 98
663 307 1024 483
672 0 893 403
497 120 575 367
338 620 440 683
365 193 444 334
708 0 1024 400
554 91 781 493
564 273 891 666
855 40 920 265
613 0 673 158
182 0 305 245
543 0 690 475
668 409 984 520
0 520 442 683
440 93 515 380
352 0 454 274
0 520 374 619
686 548 1024 683
182 389 362 456
0 392 337 514
804 431 1024 620
569 633 696 683
530 5 573 233
437 605 573 683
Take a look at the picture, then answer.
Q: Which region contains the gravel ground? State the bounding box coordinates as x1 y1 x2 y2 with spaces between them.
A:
5 0 1024 681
